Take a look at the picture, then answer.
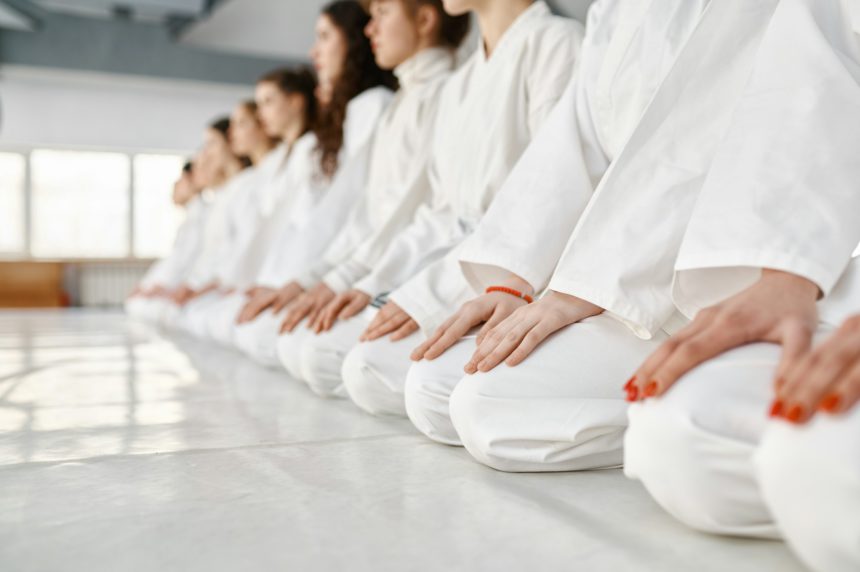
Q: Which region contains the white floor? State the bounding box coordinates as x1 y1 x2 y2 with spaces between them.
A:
0 310 807 571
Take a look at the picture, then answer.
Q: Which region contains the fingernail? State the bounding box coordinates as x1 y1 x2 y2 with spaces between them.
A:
625 386 639 402
769 400 784 418
786 404 805 424
644 381 659 398
819 394 841 413
624 376 636 391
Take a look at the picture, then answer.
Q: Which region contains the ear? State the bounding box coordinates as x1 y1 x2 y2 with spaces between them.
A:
415 4 441 44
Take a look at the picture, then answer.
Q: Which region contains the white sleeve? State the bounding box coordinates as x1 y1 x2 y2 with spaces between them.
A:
458 73 601 294
546 0 778 338
672 0 860 316
389 242 476 334
350 192 465 299
324 163 435 293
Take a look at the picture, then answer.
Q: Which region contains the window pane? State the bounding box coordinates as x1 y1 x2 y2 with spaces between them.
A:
133 154 186 259
31 150 130 258
0 153 26 255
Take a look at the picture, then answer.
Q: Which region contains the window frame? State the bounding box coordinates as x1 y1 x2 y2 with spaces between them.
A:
0 144 188 262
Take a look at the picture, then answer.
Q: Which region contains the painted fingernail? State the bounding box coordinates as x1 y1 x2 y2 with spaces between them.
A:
625 385 639 402
624 376 636 391
786 404 805 424
644 381 659 398
769 400 784 418
819 394 842 413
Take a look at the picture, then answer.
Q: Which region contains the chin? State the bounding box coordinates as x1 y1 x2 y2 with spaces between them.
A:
375 55 396 70
441 0 470 17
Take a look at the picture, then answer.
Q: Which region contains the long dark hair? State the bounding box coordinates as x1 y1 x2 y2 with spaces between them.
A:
315 1 397 178
258 67 318 135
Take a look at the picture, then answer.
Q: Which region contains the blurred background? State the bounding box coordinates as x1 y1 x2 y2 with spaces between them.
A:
0 0 593 309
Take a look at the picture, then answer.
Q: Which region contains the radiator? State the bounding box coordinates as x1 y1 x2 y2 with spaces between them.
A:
75 262 152 308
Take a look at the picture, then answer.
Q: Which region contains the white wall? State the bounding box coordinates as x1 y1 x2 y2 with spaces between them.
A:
0 65 252 153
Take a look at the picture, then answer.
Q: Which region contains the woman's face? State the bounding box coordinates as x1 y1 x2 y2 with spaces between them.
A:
172 171 196 206
310 14 348 94
191 151 214 188
229 104 267 156
255 81 296 138
365 0 421 70
196 128 232 185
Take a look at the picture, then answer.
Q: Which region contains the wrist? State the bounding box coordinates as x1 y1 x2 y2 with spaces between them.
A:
761 269 820 300
500 273 535 297
486 286 534 304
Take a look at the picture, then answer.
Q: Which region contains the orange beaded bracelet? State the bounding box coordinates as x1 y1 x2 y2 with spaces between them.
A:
486 286 534 304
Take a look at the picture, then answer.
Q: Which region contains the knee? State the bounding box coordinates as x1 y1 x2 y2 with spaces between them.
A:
448 369 546 473
276 333 304 380
448 374 508 469
404 361 462 445
342 342 404 416
625 367 760 535
300 340 345 398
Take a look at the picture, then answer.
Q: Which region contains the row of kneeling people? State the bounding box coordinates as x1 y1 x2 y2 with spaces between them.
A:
127 1 860 570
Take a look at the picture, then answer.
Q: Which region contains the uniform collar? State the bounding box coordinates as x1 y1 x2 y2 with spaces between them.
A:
478 1 550 64
394 46 456 91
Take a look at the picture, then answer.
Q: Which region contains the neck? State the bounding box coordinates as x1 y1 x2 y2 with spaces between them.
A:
222 158 242 180
413 35 436 57
282 120 305 148
248 143 272 166
475 0 533 57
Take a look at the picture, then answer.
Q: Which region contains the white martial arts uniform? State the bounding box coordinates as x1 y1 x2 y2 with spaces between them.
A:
273 47 456 393
179 146 294 339
166 163 265 334
339 1 583 415
404 0 703 448
620 1 860 569
125 194 210 321
410 0 860 475
233 86 393 367
201 135 319 348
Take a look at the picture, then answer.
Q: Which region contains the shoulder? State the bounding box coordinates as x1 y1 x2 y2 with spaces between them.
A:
346 86 395 117
437 51 479 102
521 14 584 64
340 86 395 155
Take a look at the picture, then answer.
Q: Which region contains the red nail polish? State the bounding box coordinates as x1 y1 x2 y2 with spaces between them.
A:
644 381 658 398
819 394 841 413
769 400 784 418
624 376 636 391
786 404 805 424
626 386 639 402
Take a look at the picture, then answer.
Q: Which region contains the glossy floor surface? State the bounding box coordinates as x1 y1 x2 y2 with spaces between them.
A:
0 311 806 571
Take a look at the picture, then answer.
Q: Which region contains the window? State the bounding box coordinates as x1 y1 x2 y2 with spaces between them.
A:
0 152 26 255
6 149 187 260
133 154 186 259
31 150 131 258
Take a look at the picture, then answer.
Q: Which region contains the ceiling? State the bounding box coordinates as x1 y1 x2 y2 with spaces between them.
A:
31 0 208 22
180 0 328 60
0 2 34 30
179 0 596 61
1 0 598 62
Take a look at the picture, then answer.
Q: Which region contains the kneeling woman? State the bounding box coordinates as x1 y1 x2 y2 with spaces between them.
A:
233 0 396 367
